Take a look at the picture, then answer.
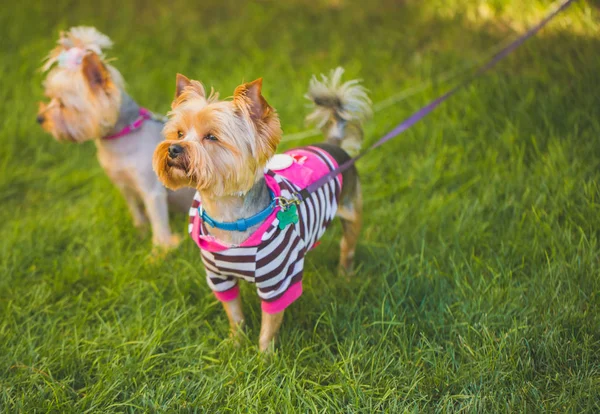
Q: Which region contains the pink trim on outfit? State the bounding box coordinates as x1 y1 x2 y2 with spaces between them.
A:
261 281 303 314
214 286 240 302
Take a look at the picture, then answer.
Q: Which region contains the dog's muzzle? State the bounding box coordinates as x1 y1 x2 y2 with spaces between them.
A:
168 144 184 159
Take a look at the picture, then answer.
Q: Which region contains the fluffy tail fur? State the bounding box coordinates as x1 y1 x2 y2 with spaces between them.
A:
305 67 372 157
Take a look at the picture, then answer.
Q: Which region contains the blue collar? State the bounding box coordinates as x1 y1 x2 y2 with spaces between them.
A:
199 192 277 232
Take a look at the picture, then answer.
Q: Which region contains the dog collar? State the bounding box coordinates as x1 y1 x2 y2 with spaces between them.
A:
199 191 283 232
103 107 153 140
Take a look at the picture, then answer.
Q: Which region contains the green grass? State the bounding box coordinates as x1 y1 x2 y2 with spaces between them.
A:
1 0 599 411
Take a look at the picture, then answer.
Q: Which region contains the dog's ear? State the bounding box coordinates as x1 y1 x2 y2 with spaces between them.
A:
173 74 206 108
234 78 274 120
175 73 192 98
234 78 281 163
81 52 111 91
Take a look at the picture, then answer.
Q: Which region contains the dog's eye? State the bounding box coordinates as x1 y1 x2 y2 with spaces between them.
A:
177 131 184 139
204 134 218 141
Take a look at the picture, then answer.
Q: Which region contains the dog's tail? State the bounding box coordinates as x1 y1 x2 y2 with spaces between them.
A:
305 67 372 157
42 26 113 71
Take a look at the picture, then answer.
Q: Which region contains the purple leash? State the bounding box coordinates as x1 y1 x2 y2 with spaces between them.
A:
297 0 574 202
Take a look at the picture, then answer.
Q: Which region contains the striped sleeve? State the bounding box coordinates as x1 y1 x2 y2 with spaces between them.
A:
255 221 306 314
206 270 239 302
201 247 257 302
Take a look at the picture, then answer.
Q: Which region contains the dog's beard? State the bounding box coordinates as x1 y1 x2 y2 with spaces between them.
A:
56 110 99 142
153 140 198 190
39 97 120 143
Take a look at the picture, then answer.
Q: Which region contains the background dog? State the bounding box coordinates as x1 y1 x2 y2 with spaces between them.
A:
37 27 194 248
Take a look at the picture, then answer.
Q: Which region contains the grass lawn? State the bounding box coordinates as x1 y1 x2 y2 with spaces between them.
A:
1 0 599 411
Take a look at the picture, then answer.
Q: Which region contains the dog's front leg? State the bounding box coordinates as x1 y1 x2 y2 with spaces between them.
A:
141 188 179 248
120 186 148 230
259 310 285 352
222 297 245 343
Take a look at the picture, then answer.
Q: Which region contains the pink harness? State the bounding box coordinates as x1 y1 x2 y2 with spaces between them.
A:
103 107 153 140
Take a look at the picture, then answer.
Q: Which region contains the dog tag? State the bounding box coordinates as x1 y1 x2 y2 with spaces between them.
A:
277 204 299 230
267 154 294 171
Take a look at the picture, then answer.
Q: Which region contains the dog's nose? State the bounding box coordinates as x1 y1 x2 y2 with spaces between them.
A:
168 144 184 159
36 115 45 124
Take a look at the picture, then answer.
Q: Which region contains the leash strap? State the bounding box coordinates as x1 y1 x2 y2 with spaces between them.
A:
296 0 574 202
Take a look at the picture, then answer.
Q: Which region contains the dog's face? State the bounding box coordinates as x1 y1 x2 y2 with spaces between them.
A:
37 52 122 143
153 75 282 196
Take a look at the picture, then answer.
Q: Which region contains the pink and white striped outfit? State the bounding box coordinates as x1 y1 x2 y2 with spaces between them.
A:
188 146 342 314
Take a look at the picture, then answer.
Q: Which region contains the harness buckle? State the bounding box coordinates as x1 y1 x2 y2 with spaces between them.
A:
275 194 301 210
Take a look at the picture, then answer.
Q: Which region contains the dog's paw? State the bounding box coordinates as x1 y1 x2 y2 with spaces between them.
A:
134 221 149 237
259 339 276 354
338 261 356 279
152 234 182 250
167 234 182 248
229 322 247 348
147 235 182 262
339 256 354 273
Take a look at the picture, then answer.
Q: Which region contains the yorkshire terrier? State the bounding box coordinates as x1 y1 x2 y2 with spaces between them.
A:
37 27 194 248
153 68 371 351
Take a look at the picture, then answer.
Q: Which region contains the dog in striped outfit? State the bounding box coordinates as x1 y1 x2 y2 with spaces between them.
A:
153 68 371 351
